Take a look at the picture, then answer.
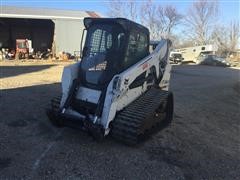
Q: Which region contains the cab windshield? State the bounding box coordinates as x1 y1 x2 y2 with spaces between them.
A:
81 23 125 86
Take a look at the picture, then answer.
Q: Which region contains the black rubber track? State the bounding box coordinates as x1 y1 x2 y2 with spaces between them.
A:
111 87 173 145
46 95 63 127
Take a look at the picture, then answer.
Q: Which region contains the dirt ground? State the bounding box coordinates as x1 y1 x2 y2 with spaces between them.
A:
0 61 239 179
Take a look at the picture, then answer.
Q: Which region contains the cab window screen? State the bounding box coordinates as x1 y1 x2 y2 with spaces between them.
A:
124 32 148 68
89 28 112 57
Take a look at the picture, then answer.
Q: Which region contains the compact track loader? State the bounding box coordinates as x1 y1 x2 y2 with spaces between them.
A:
47 18 173 145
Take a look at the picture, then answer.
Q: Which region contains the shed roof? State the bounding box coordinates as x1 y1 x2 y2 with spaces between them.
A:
0 6 101 20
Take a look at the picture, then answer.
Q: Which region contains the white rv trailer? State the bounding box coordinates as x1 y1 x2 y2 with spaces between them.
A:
175 44 217 63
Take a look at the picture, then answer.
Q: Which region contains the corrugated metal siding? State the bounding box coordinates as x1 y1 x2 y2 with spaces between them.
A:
54 19 85 55
0 6 102 55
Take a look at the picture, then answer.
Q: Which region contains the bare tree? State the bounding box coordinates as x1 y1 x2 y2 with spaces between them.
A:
155 6 166 36
212 25 228 54
108 0 182 40
185 0 218 45
141 1 182 40
140 0 159 40
128 0 138 21
107 0 138 21
164 5 182 35
107 0 126 18
212 21 239 56
229 21 240 51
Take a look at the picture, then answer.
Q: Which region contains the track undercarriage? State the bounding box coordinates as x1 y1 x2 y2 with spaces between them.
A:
47 87 173 145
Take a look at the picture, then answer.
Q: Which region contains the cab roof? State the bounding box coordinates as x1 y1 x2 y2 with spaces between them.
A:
84 17 149 35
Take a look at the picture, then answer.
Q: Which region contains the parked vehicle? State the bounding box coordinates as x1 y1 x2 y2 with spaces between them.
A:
15 39 33 59
170 52 184 64
175 44 218 63
198 55 230 67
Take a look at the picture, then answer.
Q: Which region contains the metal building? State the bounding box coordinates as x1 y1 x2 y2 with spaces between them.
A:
0 6 101 57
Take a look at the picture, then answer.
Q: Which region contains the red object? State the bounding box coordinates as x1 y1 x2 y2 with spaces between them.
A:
142 63 149 70
16 39 29 54
86 11 100 18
